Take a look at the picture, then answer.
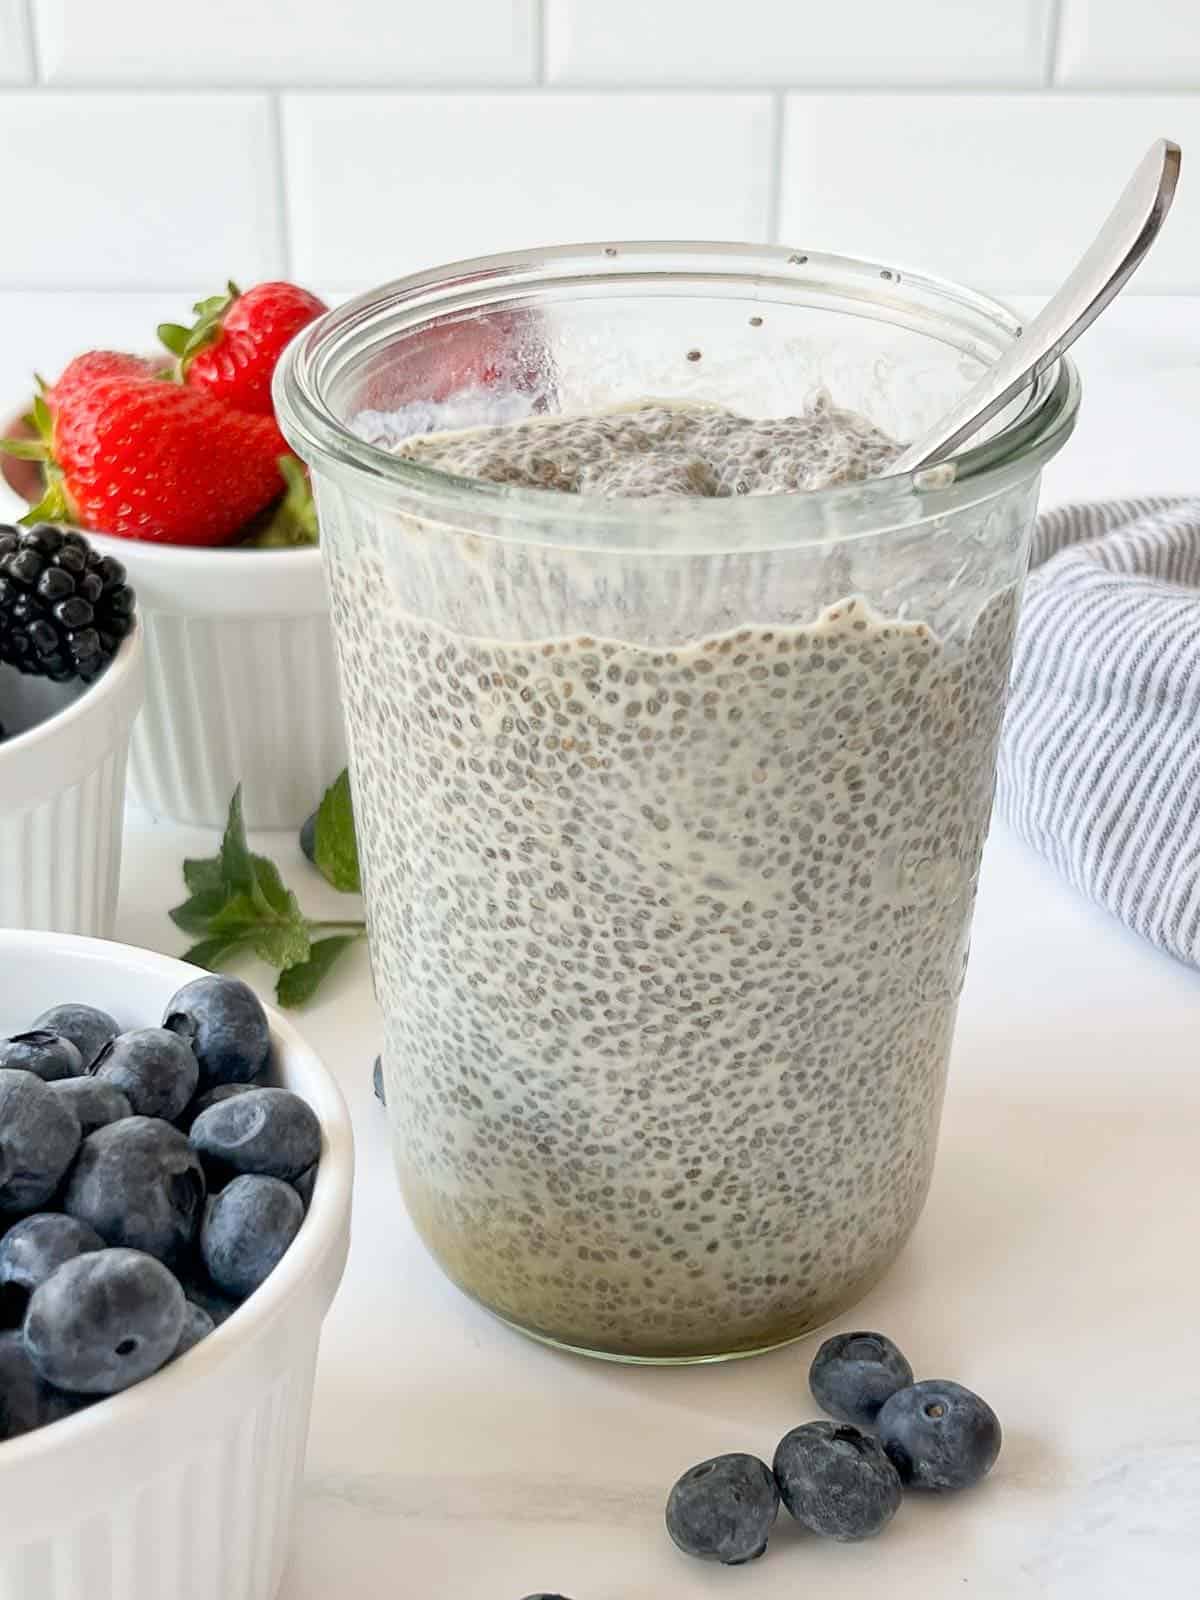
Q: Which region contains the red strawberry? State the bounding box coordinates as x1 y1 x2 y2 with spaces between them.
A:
159 281 328 417
4 359 290 546
51 351 163 410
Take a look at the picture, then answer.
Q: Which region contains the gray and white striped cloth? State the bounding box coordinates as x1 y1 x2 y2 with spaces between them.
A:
996 496 1200 967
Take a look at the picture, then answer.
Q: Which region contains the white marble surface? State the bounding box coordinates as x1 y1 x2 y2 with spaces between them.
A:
4 294 1200 1597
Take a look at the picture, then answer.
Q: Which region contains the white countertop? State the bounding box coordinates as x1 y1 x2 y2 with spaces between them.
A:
4 293 1200 1598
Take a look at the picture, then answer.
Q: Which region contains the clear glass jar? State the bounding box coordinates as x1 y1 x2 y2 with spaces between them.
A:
277 242 1079 1362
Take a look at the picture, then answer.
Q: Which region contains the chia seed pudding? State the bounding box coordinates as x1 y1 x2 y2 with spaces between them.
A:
330 400 1020 1359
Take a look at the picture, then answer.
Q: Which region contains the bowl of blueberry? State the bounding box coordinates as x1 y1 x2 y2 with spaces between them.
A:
0 930 354 1600
0 521 144 937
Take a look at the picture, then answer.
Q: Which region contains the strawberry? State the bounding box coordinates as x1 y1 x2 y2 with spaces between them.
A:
2 359 290 547
159 281 328 417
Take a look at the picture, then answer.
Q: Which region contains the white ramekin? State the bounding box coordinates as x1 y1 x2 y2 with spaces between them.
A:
0 931 354 1600
89 536 347 830
0 628 144 937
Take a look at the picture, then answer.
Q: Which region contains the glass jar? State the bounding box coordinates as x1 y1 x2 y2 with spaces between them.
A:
277 242 1079 1362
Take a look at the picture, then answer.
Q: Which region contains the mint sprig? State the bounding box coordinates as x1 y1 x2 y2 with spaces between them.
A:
311 769 361 892
170 785 364 1007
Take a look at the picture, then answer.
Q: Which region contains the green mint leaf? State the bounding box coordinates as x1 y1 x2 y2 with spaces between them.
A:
250 853 306 926
203 891 267 936
275 934 360 1008
182 933 254 971
251 920 312 971
313 770 361 894
182 856 225 896
169 887 234 935
218 786 255 895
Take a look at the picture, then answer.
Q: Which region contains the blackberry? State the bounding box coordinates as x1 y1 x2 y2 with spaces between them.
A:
0 522 136 684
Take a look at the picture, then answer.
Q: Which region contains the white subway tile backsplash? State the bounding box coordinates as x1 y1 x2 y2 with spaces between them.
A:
1057 0 1200 86
283 93 774 287
34 0 536 85
0 94 283 289
780 95 1200 294
548 0 1052 86
0 0 32 82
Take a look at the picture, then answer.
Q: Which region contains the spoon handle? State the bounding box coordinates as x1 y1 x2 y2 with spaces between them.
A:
891 137 1182 476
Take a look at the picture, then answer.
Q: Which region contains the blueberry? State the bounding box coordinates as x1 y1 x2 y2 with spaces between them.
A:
0 1068 82 1214
665 1453 779 1565
372 1055 385 1106
809 1330 914 1426
0 1213 104 1324
63 1116 206 1266
30 1005 119 1069
0 1031 83 1082
0 1329 53 1440
300 809 318 864
162 976 270 1088
519 1594 574 1599
179 1276 241 1328
772 1421 902 1540
201 1175 303 1299
876 1380 1002 1491
49 1076 133 1137
293 1163 317 1211
23 1247 185 1395
173 1299 215 1359
90 1028 199 1122
180 1082 257 1131
190 1087 320 1182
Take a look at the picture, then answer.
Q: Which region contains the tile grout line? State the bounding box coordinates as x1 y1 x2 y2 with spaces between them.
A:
765 91 785 245
268 92 293 278
0 80 1185 96
1043 0 1065 86
22 0 41 81
534 0 547 85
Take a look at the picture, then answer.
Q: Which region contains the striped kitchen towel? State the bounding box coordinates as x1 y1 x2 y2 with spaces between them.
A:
996 496 1200 967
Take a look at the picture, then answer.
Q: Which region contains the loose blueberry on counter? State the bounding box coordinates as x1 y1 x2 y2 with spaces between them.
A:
876 1380 1002 1491
63 1116 206 1266
201 1175 303 1299
190 1087 320 1183
665 1452 780 1565
30 1005 119 1070
299 809 318 865
0 1032 83 1083
23 1247 186 1395
49 1076 132 1137
772 1421 902 1540
0 1068 82 1214
181 1082 257 1131
90 1028 200 1123
372 1055 385 1107
519 1594 574 1598
163 975 270 1088
0 1213 104 1324
809 1330 914 1426
172 1299 215 1359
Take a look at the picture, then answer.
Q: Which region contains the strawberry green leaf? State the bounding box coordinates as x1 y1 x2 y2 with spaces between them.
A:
276 934 360 1008
0 437 48 461
157 322 191 358
313 770 361 894
247 458 319 548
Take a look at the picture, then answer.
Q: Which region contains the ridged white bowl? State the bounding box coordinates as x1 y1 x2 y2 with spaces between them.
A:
0 629 144 937
0 932 354 1600
89 537 346 830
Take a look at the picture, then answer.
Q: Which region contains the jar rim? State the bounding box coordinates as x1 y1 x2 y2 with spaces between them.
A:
274 240 1080 556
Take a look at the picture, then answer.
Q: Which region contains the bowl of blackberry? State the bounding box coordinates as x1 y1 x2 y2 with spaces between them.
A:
0 930 353 1600
0 520 144 936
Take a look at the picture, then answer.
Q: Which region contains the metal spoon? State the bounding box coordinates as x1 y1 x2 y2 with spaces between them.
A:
890 137 1182 477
